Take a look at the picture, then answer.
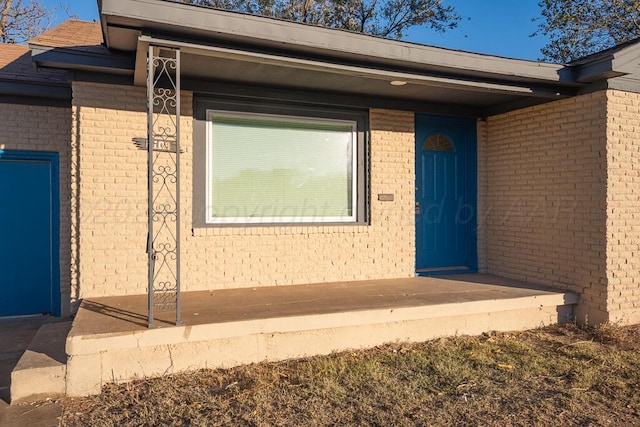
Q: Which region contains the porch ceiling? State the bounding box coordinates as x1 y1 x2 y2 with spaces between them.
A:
134 35 564 109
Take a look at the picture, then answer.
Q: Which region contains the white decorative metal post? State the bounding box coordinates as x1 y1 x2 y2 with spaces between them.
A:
147 46 181 328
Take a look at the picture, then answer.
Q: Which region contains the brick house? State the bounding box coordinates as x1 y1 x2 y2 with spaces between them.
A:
1 0 639 397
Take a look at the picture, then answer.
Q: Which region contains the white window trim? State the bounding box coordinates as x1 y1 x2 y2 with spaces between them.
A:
205 109 358 225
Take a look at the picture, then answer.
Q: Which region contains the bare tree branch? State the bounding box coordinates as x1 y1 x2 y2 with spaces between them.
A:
0 0 14 42
534 0 640 62
181 0 459 39
1 0 54 44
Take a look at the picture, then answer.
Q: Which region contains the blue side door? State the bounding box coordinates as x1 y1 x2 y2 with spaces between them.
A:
0 151 59 316
415 115 477 274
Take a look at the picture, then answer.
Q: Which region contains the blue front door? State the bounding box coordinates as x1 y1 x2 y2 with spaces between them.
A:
0 151 59 316
415 115 477 274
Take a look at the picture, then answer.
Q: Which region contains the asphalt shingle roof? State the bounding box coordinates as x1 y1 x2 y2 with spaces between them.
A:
29 19 103 49
0 43 66 84
0 20 104 85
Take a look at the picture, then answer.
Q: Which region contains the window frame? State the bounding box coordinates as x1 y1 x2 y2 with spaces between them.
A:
205 110 358 224
193 96 369 227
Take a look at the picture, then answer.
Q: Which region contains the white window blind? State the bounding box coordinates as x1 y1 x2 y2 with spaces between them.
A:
206 111 357 224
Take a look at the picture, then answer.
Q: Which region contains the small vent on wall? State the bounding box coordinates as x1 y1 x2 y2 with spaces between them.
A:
423 133 454 152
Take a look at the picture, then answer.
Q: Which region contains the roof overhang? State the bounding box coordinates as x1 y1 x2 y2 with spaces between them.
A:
32 0 631 114
99 0 569 80
132 33 575 111
97 0 581 114
570 38 640 82
566 38 640 94
29 43 134 76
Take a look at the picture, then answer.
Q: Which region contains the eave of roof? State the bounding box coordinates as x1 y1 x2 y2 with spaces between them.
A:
99 0 572 86
28 20 134 76
91 0 594 114
0 44 67 84
0 42 70 103
568 37 640 83
6 0 639 111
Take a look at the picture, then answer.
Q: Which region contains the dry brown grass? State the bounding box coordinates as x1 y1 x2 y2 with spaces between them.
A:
60 323 640 426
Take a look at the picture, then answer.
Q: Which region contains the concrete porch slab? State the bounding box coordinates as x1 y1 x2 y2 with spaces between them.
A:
66 275 579 396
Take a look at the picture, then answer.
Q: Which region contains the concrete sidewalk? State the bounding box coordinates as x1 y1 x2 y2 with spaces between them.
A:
0 316 63 427
0 398 60 427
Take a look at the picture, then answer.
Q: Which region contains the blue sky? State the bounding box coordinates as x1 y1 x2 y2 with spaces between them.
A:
42 0 548 61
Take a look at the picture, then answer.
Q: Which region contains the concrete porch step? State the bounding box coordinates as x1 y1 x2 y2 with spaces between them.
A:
11 321 72 404
65 275 579 396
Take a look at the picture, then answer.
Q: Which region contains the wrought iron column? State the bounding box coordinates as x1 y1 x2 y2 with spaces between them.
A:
147 46 181 328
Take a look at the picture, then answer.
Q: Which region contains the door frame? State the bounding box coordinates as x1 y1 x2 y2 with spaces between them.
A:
414 115 478 275
0 149 61 316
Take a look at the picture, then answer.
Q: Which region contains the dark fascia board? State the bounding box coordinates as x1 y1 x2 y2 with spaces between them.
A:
571 39 640 83
611 41 640 74
573 56 628 83
97 0 110 48
0 94 70 107
99 0 573 86
483 96 562 117
29 44 135 76
608 75 640 93
574 59 624 83
184 77 571 118
182 77 485 117
0 79 71 101
69 69 135 86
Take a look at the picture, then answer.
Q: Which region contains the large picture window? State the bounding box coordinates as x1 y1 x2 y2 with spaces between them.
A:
206 110 359 224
